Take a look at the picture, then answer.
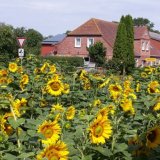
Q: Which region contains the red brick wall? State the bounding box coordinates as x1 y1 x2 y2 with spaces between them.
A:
57 36 113 59
134 39 151 66
41 44 56 57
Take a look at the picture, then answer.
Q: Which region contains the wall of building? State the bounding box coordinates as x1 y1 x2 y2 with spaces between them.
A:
57 36 113 59
41 44 56 57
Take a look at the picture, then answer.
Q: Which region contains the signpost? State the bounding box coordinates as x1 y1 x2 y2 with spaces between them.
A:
17 37 26 66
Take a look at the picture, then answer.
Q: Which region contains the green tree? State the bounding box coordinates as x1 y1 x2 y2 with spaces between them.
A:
87 42 106 67
0 24 16 60
25 29 43 55
133 17 160 33
14 27 26 37
112 16 128 75
124 15 135 73
133 17 154 30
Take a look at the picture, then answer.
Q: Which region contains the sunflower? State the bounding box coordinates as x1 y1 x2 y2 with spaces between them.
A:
0 69 8 77
147 81 160 94
17 66 23 74
20 74 29 85
141 72 148 78
63 83 70 94
153 102 160 111
136 83 141 92
8 62 18 73
98 78 110 88
97 107 108 117
123 80 131 88
93 99 101 107
51 103 64 113
40 62 49 73
120 98 135 115
20 74 29 90
49 64 56 74
46 78 64 96
144 66 155 74
12 98 27 117
146 126 160 148
1 112 14 135
79 69 87 80
38 120 61 145
36 141 69 160
83 78 91 90
66 106 76 120
89 114 112 144
0 77 8 85
109 84 122 100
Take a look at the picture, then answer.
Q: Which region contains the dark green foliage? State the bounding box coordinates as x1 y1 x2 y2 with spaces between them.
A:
112 15 135 75
44 56 84 72
87 42 106 67
133 17 154 30
133 17 160 33
24 29 43 55
124 15 135 73
0 24 16 58
0 23 43 60
112 18 128 74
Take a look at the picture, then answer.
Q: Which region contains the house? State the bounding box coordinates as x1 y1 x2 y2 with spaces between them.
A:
41 33 66 56
41 18 160 66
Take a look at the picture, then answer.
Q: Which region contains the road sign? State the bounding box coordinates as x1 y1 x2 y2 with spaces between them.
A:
17 37 26 48
18 48 24 57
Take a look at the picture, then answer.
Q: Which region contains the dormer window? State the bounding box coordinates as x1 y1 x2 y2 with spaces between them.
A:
87 38 94 47
75 38 81 48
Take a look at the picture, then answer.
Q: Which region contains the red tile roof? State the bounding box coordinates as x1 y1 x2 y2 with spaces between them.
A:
68 18 148 47
134 26 149 39
68 18 102 36
68 18 160 58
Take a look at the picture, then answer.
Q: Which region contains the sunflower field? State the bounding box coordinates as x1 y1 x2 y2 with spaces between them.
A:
0 55 160 160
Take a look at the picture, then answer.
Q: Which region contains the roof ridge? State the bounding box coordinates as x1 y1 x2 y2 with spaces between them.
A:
68 19 92 35
92 18 102 35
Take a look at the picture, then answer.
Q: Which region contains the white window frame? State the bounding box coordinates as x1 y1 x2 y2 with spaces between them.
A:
75 37 81 48
141 41 146 51
146 41 150 51
87 38 94 48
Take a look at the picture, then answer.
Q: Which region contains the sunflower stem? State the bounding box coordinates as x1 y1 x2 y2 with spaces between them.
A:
10 104 21 153
77 145 85 160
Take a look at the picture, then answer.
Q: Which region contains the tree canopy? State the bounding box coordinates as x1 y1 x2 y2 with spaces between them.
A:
0 23 43 60
87 41 106 67
112 15 135 75
133 17 160 33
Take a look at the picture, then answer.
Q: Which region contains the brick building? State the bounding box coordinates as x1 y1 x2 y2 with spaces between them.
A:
41 18 160 66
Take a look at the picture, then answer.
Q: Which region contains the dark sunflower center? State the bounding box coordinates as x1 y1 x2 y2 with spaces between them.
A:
113 86 120 92
44 128 53 138
147 131 156 142
149 88 155 93
50 82 60 91
95 125 103 137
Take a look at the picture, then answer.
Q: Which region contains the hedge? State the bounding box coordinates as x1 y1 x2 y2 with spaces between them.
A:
43 56 84 72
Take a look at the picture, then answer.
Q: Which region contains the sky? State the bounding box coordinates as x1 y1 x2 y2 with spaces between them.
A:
0 0 160 37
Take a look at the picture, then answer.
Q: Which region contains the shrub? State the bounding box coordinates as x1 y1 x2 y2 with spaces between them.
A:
44 56 84 72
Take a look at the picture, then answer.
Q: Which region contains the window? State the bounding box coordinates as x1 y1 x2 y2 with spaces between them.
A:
141 41 146 51
146 42 150 51
75 38 81 47
87 38 94 47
